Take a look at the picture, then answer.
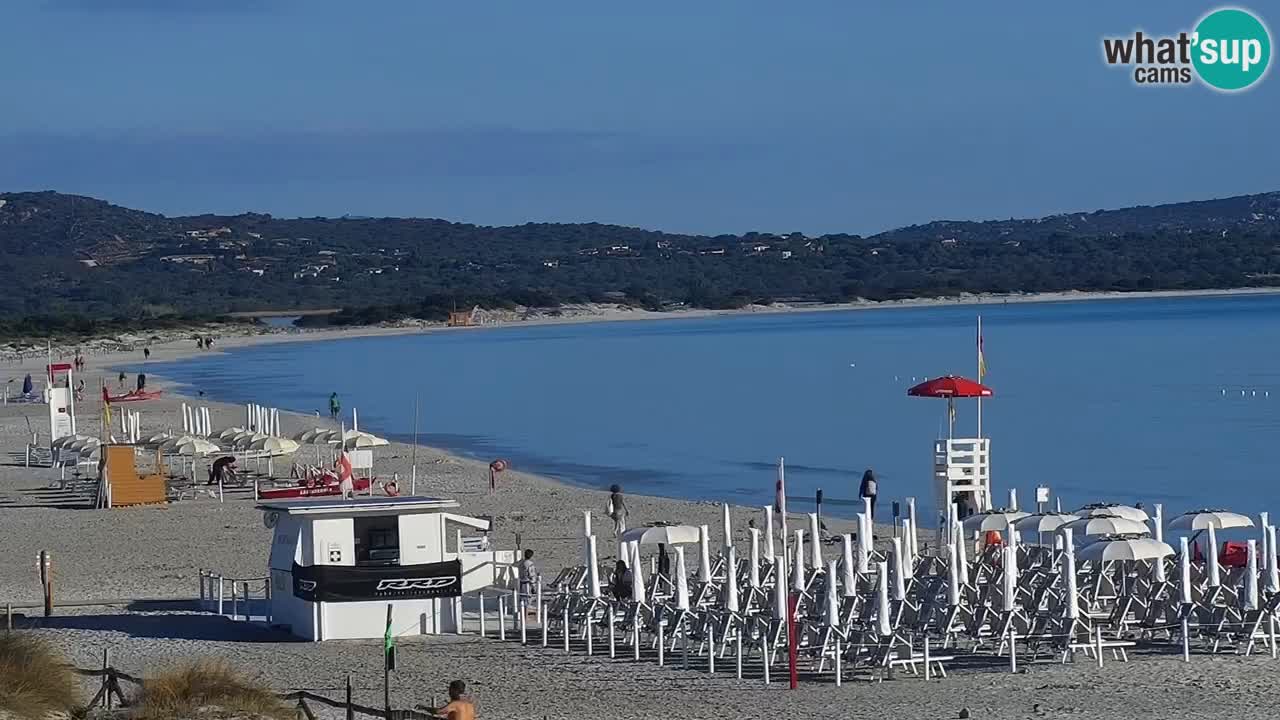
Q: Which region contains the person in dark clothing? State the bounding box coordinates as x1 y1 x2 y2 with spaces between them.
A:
611 559 632 601
143 347 150 360
136 373 146 392
208 456 238 486
656 543 671 581
859 468 879 520
117 371 126 388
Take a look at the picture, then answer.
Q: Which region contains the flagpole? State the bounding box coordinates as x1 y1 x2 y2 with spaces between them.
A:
976 315 983 439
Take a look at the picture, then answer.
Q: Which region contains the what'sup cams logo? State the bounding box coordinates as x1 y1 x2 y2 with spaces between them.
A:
1103 7 1271 91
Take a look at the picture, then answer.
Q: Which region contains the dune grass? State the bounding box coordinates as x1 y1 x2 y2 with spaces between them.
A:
132 659 290 720
0 632 79 720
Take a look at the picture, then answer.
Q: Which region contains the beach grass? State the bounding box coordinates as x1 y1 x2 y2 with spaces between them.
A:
132 659 290 720
0 632 78 720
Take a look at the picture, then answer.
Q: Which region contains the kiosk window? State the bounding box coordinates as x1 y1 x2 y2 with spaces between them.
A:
353 516 400 566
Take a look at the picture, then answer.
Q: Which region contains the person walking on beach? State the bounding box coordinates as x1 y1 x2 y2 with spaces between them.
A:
329 392 341 420
859 468 879 521
143 347 150 361
426 680 475 720
607 483 628 537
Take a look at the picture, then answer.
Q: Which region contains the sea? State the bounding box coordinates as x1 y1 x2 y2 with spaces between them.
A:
146 294 1280 519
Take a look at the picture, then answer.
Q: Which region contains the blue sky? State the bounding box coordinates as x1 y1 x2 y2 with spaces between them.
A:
1 1 1275 234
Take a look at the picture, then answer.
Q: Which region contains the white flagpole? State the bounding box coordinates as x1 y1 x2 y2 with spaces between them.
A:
976 314 984 439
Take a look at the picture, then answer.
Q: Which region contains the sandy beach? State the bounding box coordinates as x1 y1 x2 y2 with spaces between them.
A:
3 294 1280 719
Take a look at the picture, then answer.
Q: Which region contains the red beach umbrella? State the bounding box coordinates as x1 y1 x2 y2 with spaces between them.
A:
907 375 993 437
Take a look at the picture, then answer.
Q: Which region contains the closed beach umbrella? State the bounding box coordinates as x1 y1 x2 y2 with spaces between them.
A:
1168 509 1256 532
907 375 993 437
1063 528 1080 619
748 528 761 588
1268 527 1280 593
1246 539 1259 610
857 512 871 574
721 503 732 550
1179 537 1194 605
773 555 787 620
1207 523 1221 587
1061 515 1149 537
792 530 806 592
890 537 906 601
674 546 690 610
946 542 961 607
809 513 823 569
1001 544 1018 612
630 542 646 604
841 534 857 596
698 525 712 584
825 560 840 627
725 546 739 613
875 561 892 637
1076 503 1149 523
1078 535 1174 563
763 505 776 561
587 535 601 599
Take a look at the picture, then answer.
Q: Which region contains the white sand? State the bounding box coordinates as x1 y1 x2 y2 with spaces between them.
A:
3 318 1280 719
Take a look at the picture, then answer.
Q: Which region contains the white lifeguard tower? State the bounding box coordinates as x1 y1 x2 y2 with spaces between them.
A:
46 362 77 446
934 437 992 517
261 496 515 641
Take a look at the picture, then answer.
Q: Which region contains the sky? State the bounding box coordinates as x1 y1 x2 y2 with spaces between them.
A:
1 0 1276 235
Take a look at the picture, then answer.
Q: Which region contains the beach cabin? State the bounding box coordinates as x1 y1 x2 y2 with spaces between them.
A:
261 496 514 641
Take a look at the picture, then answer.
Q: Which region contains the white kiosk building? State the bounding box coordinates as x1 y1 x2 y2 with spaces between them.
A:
261 497 515 641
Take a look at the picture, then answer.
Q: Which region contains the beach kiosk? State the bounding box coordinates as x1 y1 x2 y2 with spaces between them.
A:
261 496 513 641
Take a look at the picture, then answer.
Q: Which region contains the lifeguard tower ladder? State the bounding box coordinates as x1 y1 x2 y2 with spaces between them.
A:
934 437 991 519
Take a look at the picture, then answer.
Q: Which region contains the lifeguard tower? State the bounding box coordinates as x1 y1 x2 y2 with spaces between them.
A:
261 496 515 641
46 362 77 447
934 437 992 517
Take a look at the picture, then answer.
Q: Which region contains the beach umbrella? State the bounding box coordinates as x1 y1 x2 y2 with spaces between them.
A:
773 554 787 620
587 535 601 599
1207 523 1221 587
748 528 761 589
1013 512 1079 535
875 561 892 637
217 427 247 441
725 547 739 613
1076 503 1149 522
232 432 270 450
250 436 300 456
763 505 776 562
946 542 961 606
907 375 993 438
1268 526 1280 593
890 537 906 601
962 509 1028 534
1001 544 1018 612
841 534 857 597
1077 535 1174 563
1245 539 1259 610
698 525 712 584
856 511 871 574
621 524 700 546
292 427 331 444
792 530 806 592
825 560 840 627
1063 528 1080 619
142 432 175 448
1179 537 1194 605
808 512 822 569
1061 514 1149 537
954 520 970 586
721 503 732 550
1167 509 1256 532
674 546 690 610
630 542 646 604
338 430 388 449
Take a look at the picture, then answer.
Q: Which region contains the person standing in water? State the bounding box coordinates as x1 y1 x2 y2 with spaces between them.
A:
329 392 341 419
859 468 879 521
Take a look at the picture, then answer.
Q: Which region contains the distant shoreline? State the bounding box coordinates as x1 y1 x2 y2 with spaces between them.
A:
7 285 1280 357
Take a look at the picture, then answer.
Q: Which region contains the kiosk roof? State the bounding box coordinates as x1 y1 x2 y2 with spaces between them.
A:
257 496 460 516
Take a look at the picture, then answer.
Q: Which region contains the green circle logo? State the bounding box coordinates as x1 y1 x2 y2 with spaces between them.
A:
1193 8 1271 91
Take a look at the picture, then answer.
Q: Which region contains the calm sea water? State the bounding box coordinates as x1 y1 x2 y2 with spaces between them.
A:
147 295 1280 518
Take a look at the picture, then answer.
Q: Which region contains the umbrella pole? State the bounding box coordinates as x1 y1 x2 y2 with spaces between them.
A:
948 398 954 439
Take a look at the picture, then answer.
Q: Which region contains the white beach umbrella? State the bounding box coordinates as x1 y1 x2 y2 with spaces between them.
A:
587 535 602 599
217 427 247 441
725 546 739 613
856 511 871 574
620 524 700 546
962 510 1029 534
1206 523 1222 587
1063 528 1080 619
674 546 690 610
875 561 892 637
748 528 761 589
792 529 806 592
1245 539 1259 610
1179 537 1194 605
773 554 788 620
1061 515 1150 537
825 560 840 627
841 534 857 596
1167 509 1256 532
890 537 906 602
338 430 388 448
250 436 300 456
292 427 331 444
1013 512 1080 535
1078 535 1174 563
721 503 732 550
66 436 101 453
698 525 712 584
808 512 822 569
1001 544 1018 612
1076 503 1149 522
1268 526 1280 593
142 432 175 448
946 542 961 607
763 505 776 561
52 434 92 450
954 520 970 587
630 542 646 604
